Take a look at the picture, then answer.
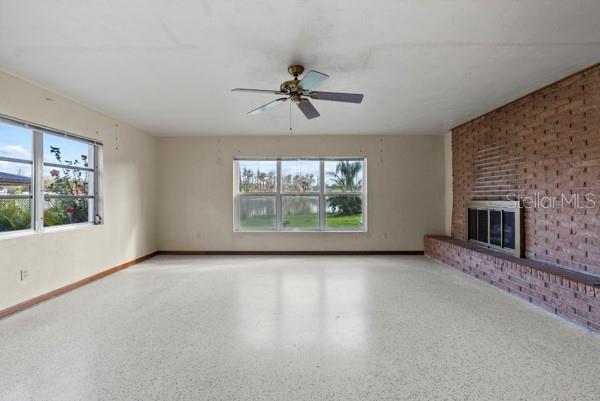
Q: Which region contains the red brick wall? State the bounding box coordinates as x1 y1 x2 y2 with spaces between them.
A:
452 64 600 275
425 236 600 333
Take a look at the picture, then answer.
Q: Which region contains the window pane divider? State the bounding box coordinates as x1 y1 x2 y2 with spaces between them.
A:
44 194 94 199
280 192 320 196
0 156 33 164
323 192 363 196
276 160 282 231
319 159 325 230
33 130 44 232
0 194 32 199
43 162 94 172
238 192 277 196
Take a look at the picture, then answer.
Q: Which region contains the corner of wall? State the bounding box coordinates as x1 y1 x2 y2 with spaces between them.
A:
444 131 453 237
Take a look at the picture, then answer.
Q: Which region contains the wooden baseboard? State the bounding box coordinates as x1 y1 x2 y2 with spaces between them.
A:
157 250 425 256
0 251 158 320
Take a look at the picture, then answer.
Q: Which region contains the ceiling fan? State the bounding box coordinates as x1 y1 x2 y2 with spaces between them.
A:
231 65 364 119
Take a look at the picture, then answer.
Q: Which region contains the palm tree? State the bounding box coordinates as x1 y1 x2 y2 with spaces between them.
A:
328 161 362 216
329 161 362 192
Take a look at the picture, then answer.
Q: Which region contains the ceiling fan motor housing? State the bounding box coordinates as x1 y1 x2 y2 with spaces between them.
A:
280 65 307 95
280 79 300 94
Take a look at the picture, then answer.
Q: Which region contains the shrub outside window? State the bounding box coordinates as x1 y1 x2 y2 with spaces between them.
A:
234 158 366 231
0 116 103 235
42 133 97 227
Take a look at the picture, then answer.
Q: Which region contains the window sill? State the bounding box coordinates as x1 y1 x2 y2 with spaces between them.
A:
0 222 102 240
42 222 101 234
234 229 367 233
0 229 36 241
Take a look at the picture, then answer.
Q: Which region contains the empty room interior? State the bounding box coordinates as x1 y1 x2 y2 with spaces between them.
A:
1 1 600 400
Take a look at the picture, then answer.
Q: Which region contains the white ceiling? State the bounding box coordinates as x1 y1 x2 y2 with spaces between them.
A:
0 1 599 137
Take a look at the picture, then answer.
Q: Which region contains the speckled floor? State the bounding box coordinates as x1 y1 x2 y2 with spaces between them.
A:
0 255 599 401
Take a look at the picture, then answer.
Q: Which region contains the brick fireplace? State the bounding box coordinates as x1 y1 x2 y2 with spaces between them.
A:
426 63 600 332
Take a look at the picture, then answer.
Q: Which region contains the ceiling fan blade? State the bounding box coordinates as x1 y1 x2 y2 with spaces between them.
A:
296 98 320 119
298 70 329 91
232 88 287 95
310 91 364 103
247 97 288 115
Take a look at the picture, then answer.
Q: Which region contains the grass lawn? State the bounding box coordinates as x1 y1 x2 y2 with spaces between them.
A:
239 215 276 229
326 213 362 228
284 213 319 229
239 213 362 229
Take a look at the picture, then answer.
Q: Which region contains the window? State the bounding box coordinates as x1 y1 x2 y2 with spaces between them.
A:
234 158 366 231
0 116 103 235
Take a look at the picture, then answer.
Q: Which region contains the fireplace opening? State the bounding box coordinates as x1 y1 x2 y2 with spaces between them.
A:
466 201 523 257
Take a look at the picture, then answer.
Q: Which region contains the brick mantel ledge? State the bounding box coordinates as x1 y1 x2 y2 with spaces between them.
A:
424 235 600 333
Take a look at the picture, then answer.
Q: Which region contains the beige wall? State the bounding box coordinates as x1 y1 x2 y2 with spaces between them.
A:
157 135 446 251
0 69 449 310
444 132 453 236
0 71 158 310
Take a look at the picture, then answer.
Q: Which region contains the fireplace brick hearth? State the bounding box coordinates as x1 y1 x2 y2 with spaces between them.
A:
425 235 600 333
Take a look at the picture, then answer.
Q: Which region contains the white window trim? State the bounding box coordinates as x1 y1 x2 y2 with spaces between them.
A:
0 115 104 238
233 157 367 233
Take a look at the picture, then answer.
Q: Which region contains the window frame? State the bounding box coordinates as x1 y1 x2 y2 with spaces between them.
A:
233 157 367 232
0 114 103 237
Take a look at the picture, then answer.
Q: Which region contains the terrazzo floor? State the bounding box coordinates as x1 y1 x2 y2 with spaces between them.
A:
0 255 599 401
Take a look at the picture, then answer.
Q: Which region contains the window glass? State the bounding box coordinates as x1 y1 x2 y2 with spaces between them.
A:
238 160 277 193
477 210 488 243
0 163 32 195
325 160 363 192
239 196 276 229
43 134 96 228
0 124 32 160
0 121 33 233
503 211 515 249
44 198 90 227
43 166 90 196
282 196 319 229
326 196 363 229
281 160 319 192
490 210 502 246
43 133 92 167
468 208 478 240
0 198 32 232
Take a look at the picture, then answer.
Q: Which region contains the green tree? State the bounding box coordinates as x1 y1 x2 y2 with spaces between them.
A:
328 161 362 216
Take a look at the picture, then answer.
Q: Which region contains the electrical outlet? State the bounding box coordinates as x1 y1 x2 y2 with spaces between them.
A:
20 269 28 281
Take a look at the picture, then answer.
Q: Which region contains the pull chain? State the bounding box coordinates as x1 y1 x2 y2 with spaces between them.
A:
289 100 293 135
